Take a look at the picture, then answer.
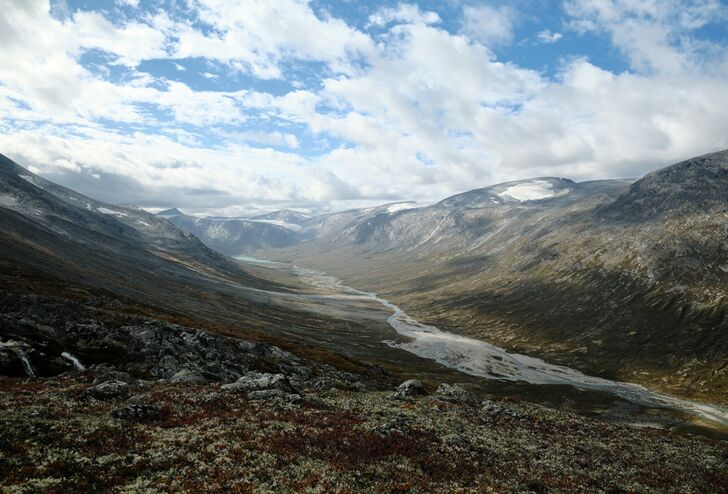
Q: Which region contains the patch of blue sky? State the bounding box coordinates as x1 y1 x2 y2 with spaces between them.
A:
79 49 145 82
416 151 435 166
314 0 461 31
136 57 332 96
506 32 630 77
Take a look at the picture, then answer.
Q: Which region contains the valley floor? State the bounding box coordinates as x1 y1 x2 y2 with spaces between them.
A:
1 376 727 494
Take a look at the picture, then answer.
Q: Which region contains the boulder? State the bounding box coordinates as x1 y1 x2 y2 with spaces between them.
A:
435 383 477 405
88 380 129 399
169 369 208 385
222 372 296 394
92 369 135 386
392 379 426 399
221 372 301 402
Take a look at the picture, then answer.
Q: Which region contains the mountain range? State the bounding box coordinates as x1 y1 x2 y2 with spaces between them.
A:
165 150 728 404
2 150 728 492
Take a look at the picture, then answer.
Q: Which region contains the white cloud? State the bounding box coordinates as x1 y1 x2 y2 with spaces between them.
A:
73 10 169 67
537 29 563 44
234 130 300 148
565 0 728 74
173 0 375 79
0 0 727 215
368 4 441 27
460 4 518 46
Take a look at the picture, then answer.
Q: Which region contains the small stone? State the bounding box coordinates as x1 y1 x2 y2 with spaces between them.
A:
440 433 471 451
247 389 302 403
111 403 162 421
481 402 531 421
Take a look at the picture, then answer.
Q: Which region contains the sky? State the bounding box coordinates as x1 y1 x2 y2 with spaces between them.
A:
1 0 727 216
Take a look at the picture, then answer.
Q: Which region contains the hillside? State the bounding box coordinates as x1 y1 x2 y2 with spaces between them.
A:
253 150 728 404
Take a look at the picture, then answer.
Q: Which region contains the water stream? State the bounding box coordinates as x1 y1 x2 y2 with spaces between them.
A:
234 256 728 427
61 352 86 371
290 264 728 427
0 340 36 377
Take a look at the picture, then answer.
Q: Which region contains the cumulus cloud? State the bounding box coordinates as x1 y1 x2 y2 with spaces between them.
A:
0 0 727 215
565 0 728 74
172 0 375 79
460 4 518 46
536 29 563 43
368 4 441 27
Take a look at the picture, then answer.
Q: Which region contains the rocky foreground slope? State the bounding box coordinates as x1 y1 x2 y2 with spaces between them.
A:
3 374 727 494
1 291 726 493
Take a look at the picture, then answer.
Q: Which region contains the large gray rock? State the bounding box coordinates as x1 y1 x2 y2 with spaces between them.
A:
435 383 477 405
88 380 129 399
169 369 208 385
222 372 296 393
221 372 300 402
393 379 426 400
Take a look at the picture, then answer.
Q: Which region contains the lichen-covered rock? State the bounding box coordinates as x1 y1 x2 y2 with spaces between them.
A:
439 433 471 452
434 383 477 405
373 412 413 436
247 388 302 403
0 296 316 386
88 380 129 399
222 372 296 393
169 369 208 385
111 403 162 421
482 401 533 421
92 368 135 386
222 372 301 402
392 379 426 399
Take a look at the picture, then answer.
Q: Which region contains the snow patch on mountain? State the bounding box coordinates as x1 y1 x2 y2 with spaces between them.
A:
97 207 128 217
386 202 417 213
247 219 304 232
0 194 18 208
497 181 564 201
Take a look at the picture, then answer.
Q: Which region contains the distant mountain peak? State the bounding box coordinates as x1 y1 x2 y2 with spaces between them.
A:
157 208 184 217
601 148 728 221
437 177 575 209
250 209 310 223
496 178 572 202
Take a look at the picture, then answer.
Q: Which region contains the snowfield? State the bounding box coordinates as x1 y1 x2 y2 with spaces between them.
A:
0 194 18 208
97 207 128 217
497 180 560 201
385 202 417 213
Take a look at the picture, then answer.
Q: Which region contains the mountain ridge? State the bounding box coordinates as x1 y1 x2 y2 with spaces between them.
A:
241 149 728 403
